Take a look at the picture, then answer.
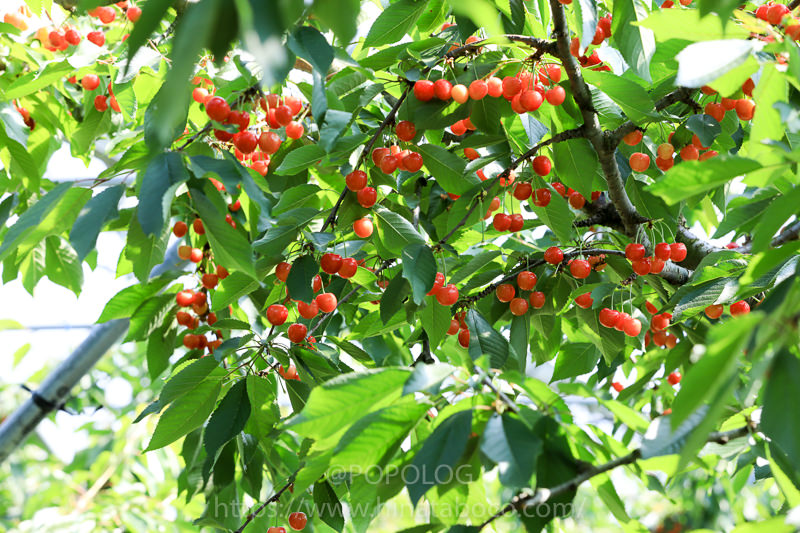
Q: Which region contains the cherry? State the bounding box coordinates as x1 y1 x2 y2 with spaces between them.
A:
343 170 369 192
458 328 470 348
176 290 195 307
97 6 115 23
312 274 323 293
667 371 681 385
653 330 667 346
371 147 390 166
320 253 343 274
192 87 210 104
423 272 444 297
202 273 218 290
466 79 487 100
575 292 594 309
435 284 459 306
258 131 282 154
502 76 522 97
611 382 624 392
404 152 424 172
625 243 646 261
492 213 511 232
205 97 230 122
629 152 650 172
354 218 373 238
510 297 529 316
273 105 292 126
699 150 718 162
509 214 524 232
190 219 204 235
447 319 460 335
532 155 551 176
704 304 723 319
334 257 356 279
623 317 642 337
126 5 142 21
81 75 100 91
568 191 585 209
178 246 192 260
288 511 308 531
623 130 643 146
216 265 229 279
665 334 678 348
669 242 687 262
275 261 291 282
267 304 289 325
396 120 416 141
183 334 201 350
463 148 479 161
176 311 193 327
189 248 203 263
357 187 377 208
651 313 670 331
544 85 566 106
286 121 304 139
614 312 630 332
450 120 467 135
533 188 551 207
278 365 299 380
656 157 674 171
94 95 109 112
414 80 435 101
517 271 537 290
87 31 105 46
735 99 755 121
543 246 563 265
434 79 453 100
171 221 187 238
679 145 699 161
599 308 620 328
632 258 651 276
705 102 725 122
316 293 338 313
233 131 258 154
496 284 515 303
451 84 469 104
651 242 671 261
379 155 398 174
284 96 303 115
645 301 658 314
657 143 674 160
767 3 790 25
729 300 750 316
288 323 307 343
529 291 546 309
570 259 591 279
487 76 503 97
298 299 319 319
551 182 566 197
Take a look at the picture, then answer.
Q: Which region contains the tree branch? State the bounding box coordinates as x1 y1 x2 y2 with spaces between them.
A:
607 87 698 147
445 35 557 60
739 219 800 254
234 473 296 533
789 0 800 10
478 423 756 529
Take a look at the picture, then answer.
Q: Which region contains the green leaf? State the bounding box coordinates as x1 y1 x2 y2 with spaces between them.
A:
529 191 575 249
481 412 541 488
469 97 502 135
402 243 437 305
676 40 763 88
635 9 750 42
381 274 410 324
640 406 710 459
246 375 279 439
97 275 178 322
160 357 224 404
685 114 722 148
420 299 452 351
403 363 455 396
611 0 656 81
145 378 221 451
125 212 169 282
407 409 472 506
550 342 600 382
284 368 412 440
275 144 327 175
574 0 598 54
647 156 763 205
146 326 176 380
125 293 175 342
124 0 174 67
0 183 72 263
3 60 73 100
552 138 600 198
69 184 123 262
204 379 250 462
289 26 334 74
465 309 509 368
286 254 319 304
314 480 345 532
364 0 427 47
211 271 261 311
698 0 741 21
44 236 83 295
417 144 473 195
138 152 190 237
313 0 360 45
582 70 656 124
761 351 800 478
192 189 256 279
374 207 425 256
670 277 738 321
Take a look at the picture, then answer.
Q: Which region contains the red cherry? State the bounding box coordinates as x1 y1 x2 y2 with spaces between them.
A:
464 148 479 161
216 265 229 279
623 317 642 337
625 243 646 261
297 299 319 319
502 76 522 97
520 89 543 111
126 5 142 21
87 31 105 46
612 382 624 392
345 170 367 192
568 191 586 209
551 182 566 197
371 147 390 166
570 259 591 279
434 79 453 100
288 511 308 531
176 290 195 307
533 188 551 207
650 257 665 274
451 84 469 104
704 304 723 319
404 152 424 172
205 97 230 122
427 272 445 296
435 284 459 306
492 213 511 232
447 319 460 335
545 85 566 105
629 152 651 173
645 301 658 314
468 79 489 100
312 274 323 293
543 246 563 265
191 219 204 235
189 248 203 263
614 312 631 332
258 131 282 154
632 258 651 276
286 121 304 139
529 291 546 309
396 120 416 141
64 29 81 45
599 308 621 328
338 258 358 279
513 182 532 201
651 313 670 331
267 304 289 325
575 292 593 309
173 221 188 237
94 95 109 112
202 273 218 289
670 243 687 262
274 105 293 127
233 131 258 154
450 120 467 136
680 145 700 161
510 297 529 316
496 284 515 303
81 75 100 91
532 155 551 176
623 130 643 146
288 323 307 343
354 218 373 238
654 242 671 261
517 271 537 290
380 155 398 174
316 293 338 313
458 328 470 348
509 213 524 232
357 187 377 208
320 253 343 274
414 80 435 101
667 371 681 385
487 76 503 97
276 261 291 282
729 300 750 316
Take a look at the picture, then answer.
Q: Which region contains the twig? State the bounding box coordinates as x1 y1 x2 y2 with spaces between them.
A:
234 473 297 533
445 35 557 60
175 124 212 152
478 424 756 529
479 371 520 414
607 87 698 146
739 219 800 253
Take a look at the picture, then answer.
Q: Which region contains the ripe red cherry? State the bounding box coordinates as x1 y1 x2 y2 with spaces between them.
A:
458 328 470 348
632 258 651 276
286 121 304 139
612 382 624 392
126 5 142 21
670 242 687 262
267 304 288 325
258 131 282 154
288 323 307 343
94 95 108 112
233 131 257 154
517 271 537 290
533 188 551 207
404 152 424 172
623 317 642 337
645 301 658 314
654 242 671 261
357 187 377 208
396 120 416 141
545 85 566 105
629 152 651 173
667 371 681 385
614 312 631 332
345 170 367 192
320 253 343 274
205 97 230 122
298 299 319 319
380 155 398 174
625 243 646 261
81 75 100 91
316 293 338 313
502 76 522 97
192 219 204 235
543 246 563 265
513 182 532 201
469 79 489 100
704 304 723 319
510 297 529 316
464 148 479 161
274 105 293 126
651 313 670 331
427 272 445 296
434 79 453 100
568 191 585 209
173 221 188 237
451 84 469 104
623 130 643 146
532 155 552 177
338 257 358 279
276 261 291 282
520 89 543 111
436 284 459 306
370 147 389 167
176 290 195 307
599 308 620 328
570 259 591 279
64 29 81 45
354 217 373 238
575 292 593 309
492 213 511 232
189 248 203 263
496 284 515 303
680 145 699 161
487 76 503 97
529 291 546 309
202 273 218 289
312 274 323 293
414 80 435 101
509 213 524 232
288 511 307 531
87 31 105 46
729 300 750 316
177 246 192 260
447 319 460 335
450 120 467 135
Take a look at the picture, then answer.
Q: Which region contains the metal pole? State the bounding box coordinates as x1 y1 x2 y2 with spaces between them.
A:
0 243 187 464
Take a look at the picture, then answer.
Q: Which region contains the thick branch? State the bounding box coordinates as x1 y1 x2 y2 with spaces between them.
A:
676 223 724 270
789 0 800 10
478 424 756 529
739 219 800 254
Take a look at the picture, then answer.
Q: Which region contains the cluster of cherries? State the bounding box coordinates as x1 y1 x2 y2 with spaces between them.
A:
623 241 687 276
756 1 800 39
493 270 545 319
567 13 614 71
704 300 751 319
611 370 681 394
34 1 139 53
266 511 308 533
74 74 123 113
